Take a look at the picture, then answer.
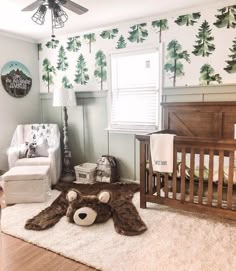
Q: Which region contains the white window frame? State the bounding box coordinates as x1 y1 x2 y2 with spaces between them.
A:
107 45 162 134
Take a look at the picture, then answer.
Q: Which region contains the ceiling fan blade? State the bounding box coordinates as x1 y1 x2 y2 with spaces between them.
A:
22 1 42 11
62 0 88 15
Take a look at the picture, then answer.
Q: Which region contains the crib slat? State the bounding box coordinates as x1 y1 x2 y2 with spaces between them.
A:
181 147 186 202
207 150 214 207
164 173 169 198
148 151 154 195
198 149 204 204
172 145 177 200
189 148 195 203
227 151 234 210
156 172 161 196
217 150 224 208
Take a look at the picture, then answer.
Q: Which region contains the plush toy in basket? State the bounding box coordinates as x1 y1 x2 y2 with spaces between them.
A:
96 155 119 183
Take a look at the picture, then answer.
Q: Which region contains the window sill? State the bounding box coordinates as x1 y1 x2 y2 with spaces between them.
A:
105 128 157 135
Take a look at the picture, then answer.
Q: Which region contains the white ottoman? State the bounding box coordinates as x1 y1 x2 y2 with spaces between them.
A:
2 166 51 204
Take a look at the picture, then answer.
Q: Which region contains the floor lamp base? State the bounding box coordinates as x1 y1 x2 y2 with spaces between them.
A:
61 170 76 182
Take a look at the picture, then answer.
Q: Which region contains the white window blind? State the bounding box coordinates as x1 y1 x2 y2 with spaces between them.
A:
110 49 159 132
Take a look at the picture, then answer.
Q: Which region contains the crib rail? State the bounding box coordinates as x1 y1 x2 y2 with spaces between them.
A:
136 135 236 220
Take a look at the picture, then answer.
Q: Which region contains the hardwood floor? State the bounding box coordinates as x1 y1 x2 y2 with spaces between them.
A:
0 190 96 271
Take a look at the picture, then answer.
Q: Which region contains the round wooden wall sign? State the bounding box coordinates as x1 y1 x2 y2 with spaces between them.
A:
1 61 32 98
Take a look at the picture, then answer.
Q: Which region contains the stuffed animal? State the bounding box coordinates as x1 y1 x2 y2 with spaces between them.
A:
25 182 147 236
25 142 37 158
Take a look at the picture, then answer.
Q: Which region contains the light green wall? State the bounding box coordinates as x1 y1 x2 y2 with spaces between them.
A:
0 34 40 171
40 92 139 181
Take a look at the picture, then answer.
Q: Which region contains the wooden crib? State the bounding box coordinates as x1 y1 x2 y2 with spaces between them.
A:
136 102 236 220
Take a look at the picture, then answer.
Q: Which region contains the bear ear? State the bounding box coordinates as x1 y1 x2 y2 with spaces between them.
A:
66 189 82 202
97 190 111 203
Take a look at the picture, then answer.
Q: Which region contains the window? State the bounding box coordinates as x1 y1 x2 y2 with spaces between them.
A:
109 48 160 133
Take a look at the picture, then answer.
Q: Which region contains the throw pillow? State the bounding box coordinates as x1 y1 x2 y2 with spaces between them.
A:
35 139 49 157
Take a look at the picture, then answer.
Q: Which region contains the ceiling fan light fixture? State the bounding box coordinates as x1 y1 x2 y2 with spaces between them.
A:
31 4 47 25
52 14 65 29
53 4 68 24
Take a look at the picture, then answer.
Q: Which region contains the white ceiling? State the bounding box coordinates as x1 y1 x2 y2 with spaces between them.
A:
0 0 234 42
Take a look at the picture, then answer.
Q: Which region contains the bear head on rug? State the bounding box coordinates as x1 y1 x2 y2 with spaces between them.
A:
25 182 147 236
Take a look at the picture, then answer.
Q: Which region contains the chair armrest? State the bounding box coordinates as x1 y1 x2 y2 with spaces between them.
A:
7 147 20 168
48 144 62 184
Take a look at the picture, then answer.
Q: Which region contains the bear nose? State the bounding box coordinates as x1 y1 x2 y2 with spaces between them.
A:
79 213 87 220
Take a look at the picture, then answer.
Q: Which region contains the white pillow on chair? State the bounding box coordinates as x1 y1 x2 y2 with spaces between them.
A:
35 139 49 157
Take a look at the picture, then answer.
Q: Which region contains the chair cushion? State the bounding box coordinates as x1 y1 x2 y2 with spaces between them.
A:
15 157 51 167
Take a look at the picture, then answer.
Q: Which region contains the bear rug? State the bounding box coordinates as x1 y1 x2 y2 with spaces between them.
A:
1 184 236 271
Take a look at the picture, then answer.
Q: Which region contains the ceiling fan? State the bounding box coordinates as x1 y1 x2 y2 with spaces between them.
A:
22 0 88 38
22 0 88 16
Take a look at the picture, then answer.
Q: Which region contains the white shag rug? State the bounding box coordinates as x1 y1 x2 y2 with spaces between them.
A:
1 190 236 271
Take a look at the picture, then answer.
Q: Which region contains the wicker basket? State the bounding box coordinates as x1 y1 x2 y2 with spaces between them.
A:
74 163 97 183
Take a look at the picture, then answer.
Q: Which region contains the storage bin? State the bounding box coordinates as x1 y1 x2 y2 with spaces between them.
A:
74 163 97 183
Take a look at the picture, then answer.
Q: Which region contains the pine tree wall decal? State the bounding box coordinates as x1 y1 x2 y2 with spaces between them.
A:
152 19 168 43
38 43 43 52
116 35 127 49
57 46 69 71
128 23 148 43
224 38 236 73
94 50 107 90
74 54 89 85
100 28 119 39
199 64 222 85
42 58 56 92
175 12 201 26
38 43 42 60
45 39 59 49
192 20 215 57
83 33 96 53
62 76 73 89
66 36 81 52
214 5 236 29
164 40 190 87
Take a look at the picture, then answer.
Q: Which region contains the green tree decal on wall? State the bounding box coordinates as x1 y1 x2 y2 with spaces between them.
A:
83 33 96 53
164 40 190 87
37 43 42 60
100 28 119 39
192 20 215 57
116 35 127 49
42 58 56 92
74 54 89 85
62 76 73 89
128 23 148 43
94 50 107 90
175 12 201 26
45 39 59 49
214 5 236 28
152 19 168 43
57 46 69 71
38 43 43 52
199 64 222 85
224 38 236 73
66 36 81 52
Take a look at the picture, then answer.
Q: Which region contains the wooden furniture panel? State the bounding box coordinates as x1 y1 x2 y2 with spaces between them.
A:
162 102 236 139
